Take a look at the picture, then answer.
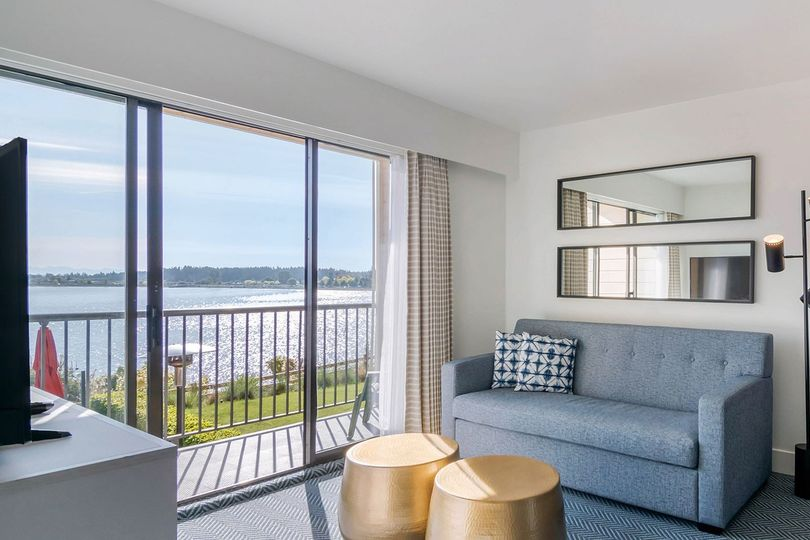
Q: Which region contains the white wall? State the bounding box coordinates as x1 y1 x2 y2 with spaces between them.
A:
509 76 810 474
0 0 516 377
449 162 506 357
683 182 751 219
0 0 517 178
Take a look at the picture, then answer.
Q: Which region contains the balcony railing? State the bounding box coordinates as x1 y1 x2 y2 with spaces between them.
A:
28 302 374 444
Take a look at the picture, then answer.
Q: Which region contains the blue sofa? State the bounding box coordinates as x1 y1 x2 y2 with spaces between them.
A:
441 319 773 531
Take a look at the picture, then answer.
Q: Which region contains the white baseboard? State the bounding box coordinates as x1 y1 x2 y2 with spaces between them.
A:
773 448 794 475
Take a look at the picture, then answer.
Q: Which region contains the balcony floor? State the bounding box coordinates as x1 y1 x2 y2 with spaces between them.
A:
177 410 378 502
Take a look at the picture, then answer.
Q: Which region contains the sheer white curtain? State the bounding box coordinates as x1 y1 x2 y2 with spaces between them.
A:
375 154 408 434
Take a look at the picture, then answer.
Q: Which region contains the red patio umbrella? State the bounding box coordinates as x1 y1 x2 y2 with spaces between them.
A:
32 326 65 398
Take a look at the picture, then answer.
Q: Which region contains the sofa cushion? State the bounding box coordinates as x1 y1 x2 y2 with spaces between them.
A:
514 333 578 393
453 388 698 468
492 331 523 388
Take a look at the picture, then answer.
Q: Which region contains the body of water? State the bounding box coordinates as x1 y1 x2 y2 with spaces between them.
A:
28 286 374 390
29 286 372 315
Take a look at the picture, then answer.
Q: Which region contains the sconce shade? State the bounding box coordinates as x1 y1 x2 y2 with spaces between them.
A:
764 234 786 272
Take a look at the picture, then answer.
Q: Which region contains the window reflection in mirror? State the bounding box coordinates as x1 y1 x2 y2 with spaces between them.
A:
560 242 754 303
559 157 754 229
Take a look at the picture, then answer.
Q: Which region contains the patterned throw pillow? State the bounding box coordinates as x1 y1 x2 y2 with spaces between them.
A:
514 333 578 393
492 331 523 388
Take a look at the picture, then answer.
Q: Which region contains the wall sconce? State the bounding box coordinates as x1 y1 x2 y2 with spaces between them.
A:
764 234 785 272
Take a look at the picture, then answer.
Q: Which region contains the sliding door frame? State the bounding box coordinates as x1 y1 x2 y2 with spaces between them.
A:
3 63 383 465
124 99 138 427
124 97 165 436
302 139 360 466
303 139 319 464
144 102 164 438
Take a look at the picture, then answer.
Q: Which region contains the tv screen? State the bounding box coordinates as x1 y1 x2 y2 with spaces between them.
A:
0 137 31 446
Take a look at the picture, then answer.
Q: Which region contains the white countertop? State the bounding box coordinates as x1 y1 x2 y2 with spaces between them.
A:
0 388 176 490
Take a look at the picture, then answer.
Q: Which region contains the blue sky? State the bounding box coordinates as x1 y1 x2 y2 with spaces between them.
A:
0 72 377 273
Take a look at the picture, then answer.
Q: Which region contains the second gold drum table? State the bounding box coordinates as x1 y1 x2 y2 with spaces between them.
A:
426 455 567 540
339 433 459 540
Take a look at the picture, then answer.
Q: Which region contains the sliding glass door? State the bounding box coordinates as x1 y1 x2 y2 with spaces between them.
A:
160 109 309 477
0 71 132 421
311 143 387 458
2 66 389 497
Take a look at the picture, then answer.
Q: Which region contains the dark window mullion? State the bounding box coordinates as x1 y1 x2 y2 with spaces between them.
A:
145 103 164 438
303 139 319 464
124 99 138 427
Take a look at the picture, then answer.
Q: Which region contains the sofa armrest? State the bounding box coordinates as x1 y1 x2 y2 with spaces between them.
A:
698 376 772 527
441 353 494 438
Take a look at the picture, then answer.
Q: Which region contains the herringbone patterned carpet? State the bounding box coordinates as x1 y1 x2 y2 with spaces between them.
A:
177 462 810 539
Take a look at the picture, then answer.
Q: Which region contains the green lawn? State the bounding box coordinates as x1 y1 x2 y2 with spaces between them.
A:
90 366 367 446
167 375 365 444
191 381 360 437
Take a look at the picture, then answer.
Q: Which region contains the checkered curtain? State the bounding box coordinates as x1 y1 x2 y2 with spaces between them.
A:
405 151 452 434
665 212 682 298
561 188 589 296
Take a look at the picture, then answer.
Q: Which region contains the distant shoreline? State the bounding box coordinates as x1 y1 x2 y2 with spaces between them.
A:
29 283 373 291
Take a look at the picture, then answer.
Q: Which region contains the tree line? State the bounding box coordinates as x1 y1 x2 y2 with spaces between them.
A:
30 266 372 288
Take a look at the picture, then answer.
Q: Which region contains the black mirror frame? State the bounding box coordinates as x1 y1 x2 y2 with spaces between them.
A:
557 156 756 230
557 240 755 304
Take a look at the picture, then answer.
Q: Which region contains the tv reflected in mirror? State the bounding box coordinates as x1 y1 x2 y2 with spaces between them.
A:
558 156 755 229
558 241 754 303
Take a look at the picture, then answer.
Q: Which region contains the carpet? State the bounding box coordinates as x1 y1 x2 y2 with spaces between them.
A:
177 462 810 539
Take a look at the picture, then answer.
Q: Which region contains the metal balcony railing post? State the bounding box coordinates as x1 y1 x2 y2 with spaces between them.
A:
28 301 374 440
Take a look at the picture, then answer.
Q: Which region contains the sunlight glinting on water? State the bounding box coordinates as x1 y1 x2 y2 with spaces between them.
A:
28 287 374 386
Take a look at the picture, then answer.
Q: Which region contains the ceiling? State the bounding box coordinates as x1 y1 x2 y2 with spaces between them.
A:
153 0 810 132
650 160 752 187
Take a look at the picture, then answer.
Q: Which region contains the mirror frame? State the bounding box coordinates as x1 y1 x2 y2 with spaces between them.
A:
557 156 756 230
556 240 755 303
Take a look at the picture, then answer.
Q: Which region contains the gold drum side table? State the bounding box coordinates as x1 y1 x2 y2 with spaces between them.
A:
339 433 459 540
426 455 566 540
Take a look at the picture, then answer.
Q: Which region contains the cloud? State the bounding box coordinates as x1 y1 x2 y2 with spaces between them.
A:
28 158 124 188
29 141 94 153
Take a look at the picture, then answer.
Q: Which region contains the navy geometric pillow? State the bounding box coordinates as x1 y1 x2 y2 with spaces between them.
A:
514 333 578 393
491 331 523 388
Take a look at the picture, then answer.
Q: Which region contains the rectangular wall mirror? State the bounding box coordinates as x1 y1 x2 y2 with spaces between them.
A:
558 241 754 303
558 156 755 229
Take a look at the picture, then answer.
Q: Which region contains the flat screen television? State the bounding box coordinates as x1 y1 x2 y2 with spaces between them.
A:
0 137 31 446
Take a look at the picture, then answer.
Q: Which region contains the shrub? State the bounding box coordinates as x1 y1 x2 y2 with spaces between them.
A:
317 367 364 388
337 369 361 386
184 383 200 408
267 355 298 375
264 380 287 396
203 379 265 404
63 368 84 403
220 375 259 402
318 372 335 389
166 405 239 447
89 390 126 423
179 427 240 447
